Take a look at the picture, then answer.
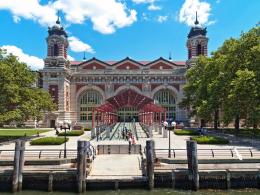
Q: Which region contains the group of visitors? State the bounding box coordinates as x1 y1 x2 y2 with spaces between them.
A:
122 126 136 146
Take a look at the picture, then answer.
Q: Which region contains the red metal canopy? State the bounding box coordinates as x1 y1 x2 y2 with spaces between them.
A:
95 89 165 113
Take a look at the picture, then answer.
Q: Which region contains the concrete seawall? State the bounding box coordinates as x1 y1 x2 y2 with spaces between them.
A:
1 169 260 192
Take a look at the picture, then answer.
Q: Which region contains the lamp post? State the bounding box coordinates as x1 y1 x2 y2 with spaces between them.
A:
58 120 71 158
165 119 176 158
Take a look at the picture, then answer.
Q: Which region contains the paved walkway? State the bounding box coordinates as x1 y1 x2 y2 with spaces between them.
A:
88 154 143 179
1 123 259 151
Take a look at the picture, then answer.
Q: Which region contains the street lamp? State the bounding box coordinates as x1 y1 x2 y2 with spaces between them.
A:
58 120 71 158
164 119 176 158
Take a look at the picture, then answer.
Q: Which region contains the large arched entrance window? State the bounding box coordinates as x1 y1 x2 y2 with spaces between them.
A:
154 89 176 120
79 90 102 122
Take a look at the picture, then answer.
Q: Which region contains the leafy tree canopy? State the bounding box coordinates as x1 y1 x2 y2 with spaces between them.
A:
181 26 260 130
0 49 55 125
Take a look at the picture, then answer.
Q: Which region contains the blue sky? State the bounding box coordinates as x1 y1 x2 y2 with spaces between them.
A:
0 0 259 70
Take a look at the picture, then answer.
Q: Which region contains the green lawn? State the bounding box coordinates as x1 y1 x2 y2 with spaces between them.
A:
174 129 200 136
58 130 84 136
192 135 229 144
30 137 68 145
208 128 260 139
0 129 51 137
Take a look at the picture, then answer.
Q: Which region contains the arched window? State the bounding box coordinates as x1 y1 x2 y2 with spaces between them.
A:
197 44 202 56
79 90 102 122
154 89 176 120
53 44 59 56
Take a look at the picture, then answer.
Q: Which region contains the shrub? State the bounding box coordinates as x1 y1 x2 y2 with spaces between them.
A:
73 125 83 130
58 130 84 136
30 137 68 145
174 129 200 136
84 127 91 131
191 136 229 144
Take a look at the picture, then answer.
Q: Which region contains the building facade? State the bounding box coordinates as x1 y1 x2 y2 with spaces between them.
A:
40 18 208 128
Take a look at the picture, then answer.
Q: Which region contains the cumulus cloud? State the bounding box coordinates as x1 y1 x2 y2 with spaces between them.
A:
1 45 44 70
133 0 161 11
157 15 168 23
179 0 212 26
0 0 57 26
132 0 154 3
0 0 137 34
68 36 94 54
53 0 137 34
67 55 75 61
148 4 161 11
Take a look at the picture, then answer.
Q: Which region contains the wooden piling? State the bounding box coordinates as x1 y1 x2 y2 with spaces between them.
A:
146 140 155 190
12 140 21 193
171 170 175 189
186 140 199 191
226 169 231 190
77 141 85 193
115 180 119 190
18 141 25 191
48 172 53 192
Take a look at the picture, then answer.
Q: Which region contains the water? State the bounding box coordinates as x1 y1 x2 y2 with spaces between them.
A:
1 189 260 195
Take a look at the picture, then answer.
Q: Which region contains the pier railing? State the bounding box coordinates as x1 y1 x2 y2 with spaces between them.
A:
153 148 260 159
0 145 96 160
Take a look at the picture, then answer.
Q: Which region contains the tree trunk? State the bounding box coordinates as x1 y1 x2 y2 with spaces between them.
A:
214 110 219 130
234 115 240 135
253 123 257 130
200 119 205 128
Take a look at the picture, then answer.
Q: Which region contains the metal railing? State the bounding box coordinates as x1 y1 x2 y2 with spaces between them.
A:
151 148 260 159
0 145 96 160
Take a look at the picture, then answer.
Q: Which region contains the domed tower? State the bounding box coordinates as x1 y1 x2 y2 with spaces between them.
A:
40 15 71 127
44 16 69 68
186 12 208 67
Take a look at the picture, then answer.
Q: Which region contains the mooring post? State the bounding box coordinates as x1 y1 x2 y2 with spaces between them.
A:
226 169 231 190
77 141 85 193
171 170 175 189
82 141 90 192
159 125 162 135
154 123 158 132
12 140 21 193
186 140 199 191
48 172 53 192
146 140 155 190
18 140 25 191
258 169 260 189
163 126 168 138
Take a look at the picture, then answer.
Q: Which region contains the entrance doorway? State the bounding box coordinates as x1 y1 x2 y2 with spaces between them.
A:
50 120 56 128
117 107 139 122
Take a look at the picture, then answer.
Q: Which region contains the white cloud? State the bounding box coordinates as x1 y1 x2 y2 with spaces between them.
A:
148 4 161 11
179 0 212 26
133 0 161 11
1 45 44 70
132 0 154 3
68 36 95 54
157 15 168 23
0 0 137 34
67 55 75 61
53 0 137 34
0 0 57 26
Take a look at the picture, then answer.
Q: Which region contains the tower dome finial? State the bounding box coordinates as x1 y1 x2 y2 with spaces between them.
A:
56 10 61 25
194 11 199 25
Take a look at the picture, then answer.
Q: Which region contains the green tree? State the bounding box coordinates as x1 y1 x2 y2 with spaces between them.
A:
181 26 260 131
0 49 55 126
